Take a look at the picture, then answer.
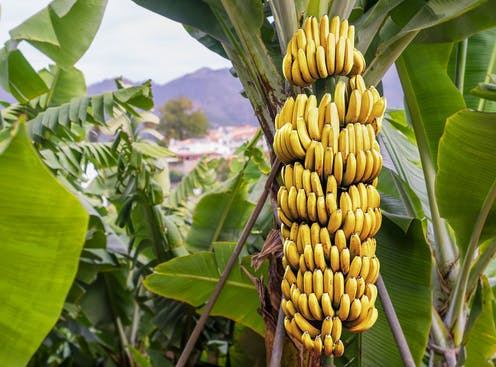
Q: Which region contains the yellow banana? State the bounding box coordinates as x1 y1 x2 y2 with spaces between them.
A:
323 268 334 297
348 255 362 278
284 239 299 267
307 107 320 141
360 210 372 240
354 123 364 152
327 208 342 235
320 227 332 259
370 148 383 181
297 48 315 85
345 276 357 300
321 123 331 149
367 256 380 284
293 162 304 189
282 96 295 127
303 17 313 44
368 97 387 123
299 223 311 248
330 15 340 38
342 152 357 186
335 36 347 74
302 331 315 350
291 56 307 87
306 40 320 79
346 89 361 123
337 293 351 320
367 184 380 209
289 222 299 241
317 196 328 226
359 256 370 280
281 223 290 241
283 164 294 187
359 90 373 123
284 264 297 285
325 33 336 75
347 123 356 155
340 248 351 275
329 102 340 148
373 116 383 135
305 95 317 121
357 183 368 211
320 15 329 48
323 147 334 179
324 334 334 356
322 315 333 335
326 175 338 197
362 150 374 182
333 272 345 308
339 191 353 213
354 207 365 235
338 127 349 157
347 294 370 328
349 233 361 257
313 268 324 299
285 299 298 317
278 207 292 227
355 149 367 183
314 244 326 272
294 312 320 336
299 254 307 273
296 28 307 50
365 123 376 151
296 188 308 220
310 222 320 248
325 192 338 215
330 245 340 272
308 292 323 319
348 306 378 333
287 186 298 219
348 185 360 210
290 283 301 305
316 45 328 78
304 244 315 271
296 116 312 149
343 38 354 75
331 316 343 342
302 168 312 194
303 270 313 295
334 151 344 186
372 208 382 236
281 278 291 299
314 141 325 179
282 53 293 85
293 94 308 126
343 210 356 239
298 293 314 320
334 228 347 251
356 276 366 298
314 335 323 356
334 81 347 123
304 140 316 171
365 283 378 306
307 192 318 222
350 48 366 75
296 269 304 290
321 293 334 317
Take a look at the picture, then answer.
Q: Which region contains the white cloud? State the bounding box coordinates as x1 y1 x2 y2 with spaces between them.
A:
0 0 231 84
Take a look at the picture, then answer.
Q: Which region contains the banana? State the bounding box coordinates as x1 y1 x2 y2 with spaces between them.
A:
372 208 382 236
294 312 320 337
287 186 299 219
367 184 380 209
329 102 340 148
354 207 365 235
316 45 328 78
314 141 325 179
282 256 289 269
283 164 294 187
285 299 298 317
348 255 362 278
335 36 346 74
298 293 314 320
293 162 304 189
321 123 331 149
281 278 291 299
348 185 360 210
307 192 318 222
289 317 304 340
327 208 342 235
365 283 378 306
296 188 308 220
330 245 340 272
313 268 324 299
367 207 377 236
333 272 345 308
370 148 383 181
317 196 328 226
367 256 380 284
343 38 354 75
304 244 315 271
330 15 340 39
285 264 297 285
324 334 334 356
343 210 356 239
304 140 316 171
359 256 370 280
355 149 367 182
303 270 313 295
365 123 376 151
325 192 338 215
322 315 333 335
282 53 293 85
360 210 372 240
338 127 349 157
359 90 373 123
337 294 351 320
307 107 320 141
334 229 347 251
320 15 329 48
305 95 317 121
350 48 366 75
354 123 364 152
296 269 304 290
284 317 296 339
323 147 334 179
296 28 307 50
326 175 338 197
283 96 295 127
302 331 315 351
373 116 383 135
342 152 357 186
289 222 299 241
302 169 312 194
290 283 301 305
368 97 387 123
334 81 347 123
339 19 349 41
347 24 355 43
306 40 320 79
299 254 307 273
321 293 334 317
356 276 366 298
340 248 351 275
357 183 368 211
293 94 308 126
333 152 344 186
314 242 326 271
297 48 315 85
331 316 343 342
347 295 370 328
349 233 361 258
299 223 312 248
345 83 359 120
345 276 357 300
325 33 336 75
347 123 356 155
314 335 324 356
303 17 313 44
362 150 375 182
320 228 332 259
296 117 312 150
278 207 292 227
348 298 362 321
284 239 299 267
281 223 290 240
291 56 307 87
323 268 334 297
333 339 345 357
308 292 323 319
339 191 353 213
310 222 321 248
348 306 378 333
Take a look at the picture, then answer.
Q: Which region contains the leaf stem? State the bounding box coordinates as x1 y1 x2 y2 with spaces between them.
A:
376 274 416 367
468 238 496 293
269 302 286 367
478 42 496 111
269 0 298 52
445 178 496 344
176 159 281 367
430 307 457 367
454 39 468 93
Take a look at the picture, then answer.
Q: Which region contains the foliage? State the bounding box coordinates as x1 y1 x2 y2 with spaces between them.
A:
158 97 210 142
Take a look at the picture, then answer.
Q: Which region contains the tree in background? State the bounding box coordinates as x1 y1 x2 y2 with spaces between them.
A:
159 97 210 142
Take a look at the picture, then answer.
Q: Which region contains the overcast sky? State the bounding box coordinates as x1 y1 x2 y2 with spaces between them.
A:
0 0 232 84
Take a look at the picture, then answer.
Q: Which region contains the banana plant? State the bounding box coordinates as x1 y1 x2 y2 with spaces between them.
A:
131 1 496 366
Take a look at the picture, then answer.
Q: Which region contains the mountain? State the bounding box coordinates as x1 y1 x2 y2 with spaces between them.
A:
88 67 258 127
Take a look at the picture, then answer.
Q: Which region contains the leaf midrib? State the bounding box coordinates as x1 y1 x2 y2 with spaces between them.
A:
156 272 256 290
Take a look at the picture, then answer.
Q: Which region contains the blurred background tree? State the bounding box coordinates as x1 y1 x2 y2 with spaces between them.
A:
159 97 210 143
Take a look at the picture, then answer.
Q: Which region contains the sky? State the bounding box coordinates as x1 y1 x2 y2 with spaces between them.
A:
0 0 233 84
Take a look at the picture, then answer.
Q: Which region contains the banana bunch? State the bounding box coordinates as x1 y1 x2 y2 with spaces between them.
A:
275 15 386 359
282 15 366 87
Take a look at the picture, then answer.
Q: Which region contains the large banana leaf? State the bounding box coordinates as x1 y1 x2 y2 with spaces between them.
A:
396 42 466 164
436 110 496 254
144 243 267 335
9 0 108 67
0 124 89 366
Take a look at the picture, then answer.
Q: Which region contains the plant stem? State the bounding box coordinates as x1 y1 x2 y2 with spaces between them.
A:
468 238 496 293
269 0 298 52
269 303 286 367
430 307 457 367
328 0 354 19
478 42 496 111
176 160 281 367
376 274 416 367
454 39 468 93
445 179 496 344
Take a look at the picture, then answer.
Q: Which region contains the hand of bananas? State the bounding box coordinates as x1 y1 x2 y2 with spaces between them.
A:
276 15 386 358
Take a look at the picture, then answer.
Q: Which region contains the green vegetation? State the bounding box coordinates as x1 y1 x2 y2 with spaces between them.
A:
0 1 494 366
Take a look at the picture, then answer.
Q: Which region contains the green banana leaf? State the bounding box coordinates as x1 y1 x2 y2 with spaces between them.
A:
9 0 108 67
0 123 89 366
396 42 466 165
464 277 496 366
436 110 496 254
144 243 267 336
44 65 87 106
185 172 255 252
362 218 432 366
